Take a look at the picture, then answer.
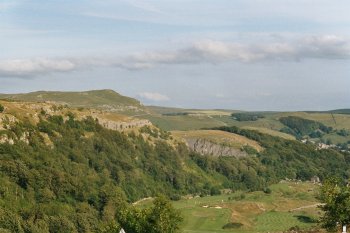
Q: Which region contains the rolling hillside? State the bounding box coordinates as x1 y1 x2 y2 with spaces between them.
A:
1 90 349 146
0 95 350 232
0 89 146 115
144 106 350 146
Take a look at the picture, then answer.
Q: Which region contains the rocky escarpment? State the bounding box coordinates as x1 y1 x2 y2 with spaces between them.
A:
186 138 247 158
96 117 152 131
0 100 154 147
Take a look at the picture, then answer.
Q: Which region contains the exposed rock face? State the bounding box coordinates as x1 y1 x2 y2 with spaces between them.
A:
0 134 14 145
186 138 247 158
0 114 17 130
0 132 29 145
95 117 152 131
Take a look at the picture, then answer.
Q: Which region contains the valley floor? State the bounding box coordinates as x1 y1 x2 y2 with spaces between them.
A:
137 181 323 233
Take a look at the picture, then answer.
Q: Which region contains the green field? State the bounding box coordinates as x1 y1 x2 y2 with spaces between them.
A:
137 181 322 233
144 114 226 131
177 182 321 233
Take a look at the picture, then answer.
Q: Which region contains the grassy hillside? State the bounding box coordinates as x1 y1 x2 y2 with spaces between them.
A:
147 106 233 116
0 89 145 115
144 106 350 145
329 109 350 114
145 114 226 131
2 91 348 144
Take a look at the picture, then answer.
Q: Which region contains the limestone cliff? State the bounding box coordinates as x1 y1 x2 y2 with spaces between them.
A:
186 138 248 158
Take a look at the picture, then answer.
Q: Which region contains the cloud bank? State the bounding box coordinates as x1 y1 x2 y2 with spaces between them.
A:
0 58 77 77
1 35 349 77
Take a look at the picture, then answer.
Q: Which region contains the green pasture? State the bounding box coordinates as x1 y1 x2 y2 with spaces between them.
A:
172 182 321 233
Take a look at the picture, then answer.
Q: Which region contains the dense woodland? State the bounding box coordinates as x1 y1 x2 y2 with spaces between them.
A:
0 112 350 232
279 116 333 138
231 112 265 121
212 126 350 181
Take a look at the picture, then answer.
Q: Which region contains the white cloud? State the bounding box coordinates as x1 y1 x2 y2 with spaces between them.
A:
125 35 350 67
0 58 77 77
137 92 170 101
1 35 349 77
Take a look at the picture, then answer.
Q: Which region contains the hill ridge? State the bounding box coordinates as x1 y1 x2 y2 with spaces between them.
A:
0 89 145 115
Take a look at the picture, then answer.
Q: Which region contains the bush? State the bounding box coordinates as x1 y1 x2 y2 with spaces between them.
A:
0 104 4 113
210 187 221 196
222 222 243 229
240 193 246 200
170 194 181 201
263 187 272 194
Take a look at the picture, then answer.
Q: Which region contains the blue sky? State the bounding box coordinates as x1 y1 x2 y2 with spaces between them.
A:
1 0 350 110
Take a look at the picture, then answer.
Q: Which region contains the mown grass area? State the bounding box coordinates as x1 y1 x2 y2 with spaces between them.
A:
254 211 316 232
135 182 322 232
169 182 322 233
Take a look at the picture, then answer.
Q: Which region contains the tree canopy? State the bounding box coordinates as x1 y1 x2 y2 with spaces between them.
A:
319 177 350 232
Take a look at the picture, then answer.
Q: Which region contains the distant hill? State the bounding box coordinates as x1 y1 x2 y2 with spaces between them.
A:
329 109 350 114
304 109 350 115
0 89 145 115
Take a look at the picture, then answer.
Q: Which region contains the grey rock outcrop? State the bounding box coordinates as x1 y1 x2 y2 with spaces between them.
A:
96 117 152 131
186 138 247 158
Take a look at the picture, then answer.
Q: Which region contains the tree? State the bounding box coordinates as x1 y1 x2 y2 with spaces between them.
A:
117 196 183 233
145 196 183 233
319 177 350 232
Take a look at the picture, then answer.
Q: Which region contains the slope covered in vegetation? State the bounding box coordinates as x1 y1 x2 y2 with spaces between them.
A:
0 100 350 232
279 116 332 138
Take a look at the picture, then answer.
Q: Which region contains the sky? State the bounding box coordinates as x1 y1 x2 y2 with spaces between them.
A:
1 0 350 111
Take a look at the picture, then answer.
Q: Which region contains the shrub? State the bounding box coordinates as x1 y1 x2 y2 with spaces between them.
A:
170 194 181 201
222 222 243 229
210 187 221 196
263 187 272 194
